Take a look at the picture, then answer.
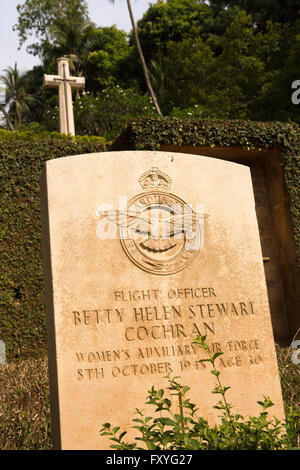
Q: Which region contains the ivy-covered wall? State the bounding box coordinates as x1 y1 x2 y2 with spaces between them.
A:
0 131 106 360
112 117 300 266
1 119 299 359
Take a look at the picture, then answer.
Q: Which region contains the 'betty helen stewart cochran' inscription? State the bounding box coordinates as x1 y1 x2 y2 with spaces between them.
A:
41 151 284 450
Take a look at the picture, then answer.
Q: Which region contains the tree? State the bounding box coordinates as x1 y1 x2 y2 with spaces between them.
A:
0 64 35 127
149 38 216 115
208 10 266 118
74 86 156 138
48 2 95 77
13 0 90 59
109 0 162 115
134 2 300 123
148 53 178 114
134 0 237 63
21 65 47 124
14 0 96 103
84 26 131 91
208 0 300 27
12 0 300 127
249 19 300 122
0 102 15 131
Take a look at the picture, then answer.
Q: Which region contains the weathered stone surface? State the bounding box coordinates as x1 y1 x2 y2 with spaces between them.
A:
41 151 284 450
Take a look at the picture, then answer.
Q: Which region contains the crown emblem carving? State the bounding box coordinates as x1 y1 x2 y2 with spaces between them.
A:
139 167 172 192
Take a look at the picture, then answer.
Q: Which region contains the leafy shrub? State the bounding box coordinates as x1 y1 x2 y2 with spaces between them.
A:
0 343 297 449
73 87 156 139
0 128 105 143
100 336 300 450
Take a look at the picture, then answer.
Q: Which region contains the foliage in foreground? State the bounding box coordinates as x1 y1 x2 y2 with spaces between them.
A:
100 336 300 450
0 343 298 450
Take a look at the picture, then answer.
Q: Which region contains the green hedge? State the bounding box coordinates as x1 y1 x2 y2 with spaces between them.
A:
0 132 107 360
1 119 299 360
112 117 300 266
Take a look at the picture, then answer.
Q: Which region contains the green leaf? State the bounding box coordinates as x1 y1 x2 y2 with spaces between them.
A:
146 440 157 450
158 417 177 427
211 369 220 377
212 352 224 361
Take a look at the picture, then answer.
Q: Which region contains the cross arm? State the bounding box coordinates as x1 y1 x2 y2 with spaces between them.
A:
71 77 85 90
43 74 62 88
43 74 85 90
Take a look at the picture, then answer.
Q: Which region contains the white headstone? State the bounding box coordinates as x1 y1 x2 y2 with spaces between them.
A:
41 151 285 450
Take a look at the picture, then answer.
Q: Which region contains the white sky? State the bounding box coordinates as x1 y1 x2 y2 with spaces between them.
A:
0 0 151 74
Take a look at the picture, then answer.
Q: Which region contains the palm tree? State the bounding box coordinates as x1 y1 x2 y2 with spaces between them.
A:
50 7 96 78
0 63 35 127
109 0 163 116
0 93 15 130
48 2 96 100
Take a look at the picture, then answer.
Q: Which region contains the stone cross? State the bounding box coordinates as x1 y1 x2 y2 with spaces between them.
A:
43 57 85 136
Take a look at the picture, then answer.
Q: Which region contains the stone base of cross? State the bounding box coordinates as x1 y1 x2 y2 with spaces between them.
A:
44 57 85 136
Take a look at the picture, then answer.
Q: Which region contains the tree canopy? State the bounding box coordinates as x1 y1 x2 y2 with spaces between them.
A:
13 0 90 57
209 0 300 26
1 0 299 133
0 63 35 126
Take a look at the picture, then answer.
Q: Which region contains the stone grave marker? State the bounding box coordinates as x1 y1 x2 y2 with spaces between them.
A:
0 340 5 364
40 151 284 450
44 57 85 136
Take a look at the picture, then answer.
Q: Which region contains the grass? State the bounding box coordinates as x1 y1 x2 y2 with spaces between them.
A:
0 345 299 450
275 344 300 415
0 357 51 450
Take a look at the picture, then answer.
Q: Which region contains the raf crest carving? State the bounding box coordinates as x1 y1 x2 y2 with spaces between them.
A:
97 168 204 275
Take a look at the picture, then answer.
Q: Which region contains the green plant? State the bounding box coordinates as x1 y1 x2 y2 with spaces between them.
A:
100 336 300 450
0 63 36 128
74 87 156 139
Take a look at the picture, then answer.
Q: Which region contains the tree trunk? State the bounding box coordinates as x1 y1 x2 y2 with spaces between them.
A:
126 0 163 116
0 103 15 131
